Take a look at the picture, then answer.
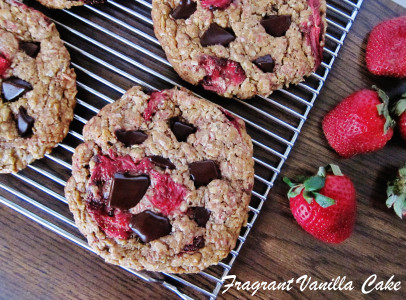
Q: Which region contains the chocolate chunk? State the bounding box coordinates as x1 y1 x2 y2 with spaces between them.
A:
189 160 220 188
130 210 171 243
200 23 236 47
171 119 196 142
253 55 275 73
17 106 34 137
186 207 211 227
19 41 40 58
149 156 176 170
108 173 150 210
2 77 33 102
171 0 197 19
183 236 205 252
115 129 148 147
260 15 291 37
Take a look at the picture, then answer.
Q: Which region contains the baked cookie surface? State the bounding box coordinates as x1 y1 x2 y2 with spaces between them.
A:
152 0 326 99
35 0 103 10
65 86 254 273
0 0 76 173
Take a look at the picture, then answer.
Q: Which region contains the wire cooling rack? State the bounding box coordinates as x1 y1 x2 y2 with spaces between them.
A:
0 0 363 298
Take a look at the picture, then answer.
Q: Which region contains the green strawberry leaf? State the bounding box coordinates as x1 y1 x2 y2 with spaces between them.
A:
304 176 325 192
386 195 398 207
393 99 406 116
329 164 343 176
288 186 304 199
374 85 396 134
399 164 406 178
283 177 296 187
393 195 405 219
317 166 326 177
303 190 314 204
313 192 336 208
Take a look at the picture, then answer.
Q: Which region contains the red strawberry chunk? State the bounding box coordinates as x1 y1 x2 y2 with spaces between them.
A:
143 91 166 121
300 0 324 69
87 204 133 240
0 55 10 76
200 56 246 94
366 16 406 78
201 0 231 10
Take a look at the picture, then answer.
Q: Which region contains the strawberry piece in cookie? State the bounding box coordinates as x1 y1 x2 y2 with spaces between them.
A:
301 0 324 69
0 55 9 76
201 0 232 10
200 56 246 94
87 201 133 240
143 90 166 121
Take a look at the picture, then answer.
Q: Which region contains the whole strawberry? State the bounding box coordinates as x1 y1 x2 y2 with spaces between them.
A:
386 164 406 219
284 165 356 244
366 16 406 78
322 88 395 158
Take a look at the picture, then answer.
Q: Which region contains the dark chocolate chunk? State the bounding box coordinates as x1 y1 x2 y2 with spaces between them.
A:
17 106 34 137
115 129 148 147
189 160 220 188
149 155 176 169
171 0 197 20
108 173 150 210
171 119 196 142
253 55 275 73
130 210 171 243
200 23 236 47
186 207 211 227
2 77 33 102
19 41 40 58
183 236 205 252
260 15 291 37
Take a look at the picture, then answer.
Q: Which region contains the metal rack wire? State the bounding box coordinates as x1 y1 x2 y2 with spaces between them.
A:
0 0 363 298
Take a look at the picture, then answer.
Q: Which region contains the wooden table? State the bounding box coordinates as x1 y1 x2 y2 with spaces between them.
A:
0 0 405 299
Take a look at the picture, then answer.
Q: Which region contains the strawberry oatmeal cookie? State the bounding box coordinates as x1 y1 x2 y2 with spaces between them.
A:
0 0 76 173
65 86 254 273
152 0 326 99
35 0 103 10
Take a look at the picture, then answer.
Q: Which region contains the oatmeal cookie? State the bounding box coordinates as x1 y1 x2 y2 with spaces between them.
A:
152 0 326 99
35 0 103 10
0 0 76 173
65 86 254 273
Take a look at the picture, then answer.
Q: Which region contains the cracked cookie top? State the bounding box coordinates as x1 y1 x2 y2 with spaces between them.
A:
152 0 326 99
65 86 254 273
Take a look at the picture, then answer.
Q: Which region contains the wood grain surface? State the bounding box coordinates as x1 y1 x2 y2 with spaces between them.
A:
1 0 405 299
